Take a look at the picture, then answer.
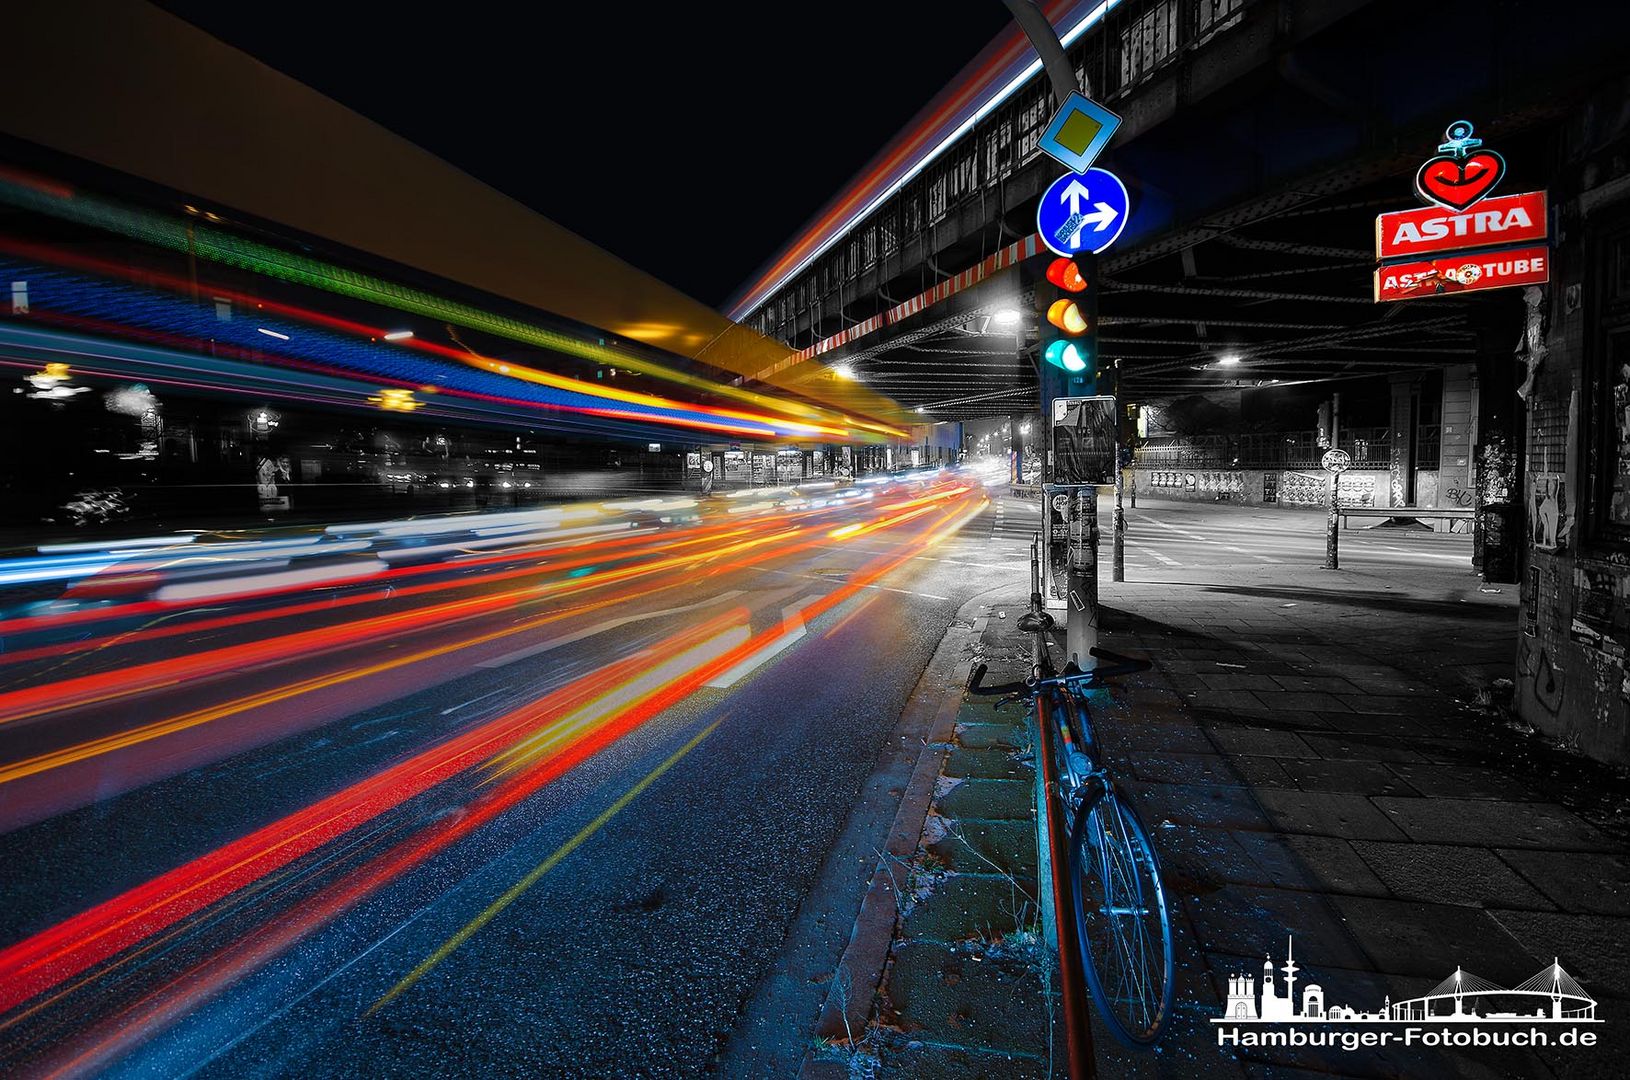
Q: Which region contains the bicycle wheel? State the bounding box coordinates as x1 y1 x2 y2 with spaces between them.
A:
1068 786 1174 1047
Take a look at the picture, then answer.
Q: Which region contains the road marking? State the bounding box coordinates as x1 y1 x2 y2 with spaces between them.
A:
706 601 808 688
476 591 743 668
438 688 508 716
367 717 723 1015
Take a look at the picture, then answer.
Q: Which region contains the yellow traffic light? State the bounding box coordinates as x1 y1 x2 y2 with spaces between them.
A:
1046 299 1088 335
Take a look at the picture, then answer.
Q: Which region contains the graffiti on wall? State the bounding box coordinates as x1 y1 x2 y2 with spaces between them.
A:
1279 472 1377 508
1528 474 1567 553
1569 562 1629 661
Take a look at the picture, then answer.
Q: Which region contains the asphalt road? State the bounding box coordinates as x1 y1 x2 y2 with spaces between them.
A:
0 472 1024 1078
0 485 1482 1077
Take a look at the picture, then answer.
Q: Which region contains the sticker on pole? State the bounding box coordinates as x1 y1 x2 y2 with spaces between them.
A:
1321 449 1352 473
1038 168 1129 257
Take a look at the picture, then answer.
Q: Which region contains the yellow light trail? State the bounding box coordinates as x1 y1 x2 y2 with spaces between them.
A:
368 716 723 1014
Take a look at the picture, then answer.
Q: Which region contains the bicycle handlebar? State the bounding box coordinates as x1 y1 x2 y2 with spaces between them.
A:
966 645 1152 698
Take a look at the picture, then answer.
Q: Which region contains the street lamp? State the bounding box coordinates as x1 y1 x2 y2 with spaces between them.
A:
993 308 1022 326
831 363 856 380
1218 353 1241 366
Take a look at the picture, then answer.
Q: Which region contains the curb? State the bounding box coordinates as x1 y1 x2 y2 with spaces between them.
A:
798 583 1016 1075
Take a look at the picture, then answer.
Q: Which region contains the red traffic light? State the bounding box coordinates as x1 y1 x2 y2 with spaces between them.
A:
1046 257 1088 293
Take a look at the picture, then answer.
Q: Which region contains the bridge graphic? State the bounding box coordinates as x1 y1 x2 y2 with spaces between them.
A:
1214 937 1601 1024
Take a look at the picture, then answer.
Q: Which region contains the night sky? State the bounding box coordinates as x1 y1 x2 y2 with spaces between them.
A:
155 3 1013 310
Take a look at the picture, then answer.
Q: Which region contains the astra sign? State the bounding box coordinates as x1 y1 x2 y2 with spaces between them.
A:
1377 191 1546 260
1374 246 1549 303
1373 121 1548 302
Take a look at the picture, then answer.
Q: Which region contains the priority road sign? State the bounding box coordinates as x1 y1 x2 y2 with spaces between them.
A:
1037 168 1129 258
1038 91 1121 174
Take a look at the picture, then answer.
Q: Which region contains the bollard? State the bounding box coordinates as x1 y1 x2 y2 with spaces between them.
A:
1112 469 1126 583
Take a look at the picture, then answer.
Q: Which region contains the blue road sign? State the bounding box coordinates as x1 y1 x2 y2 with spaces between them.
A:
1037 168 1130 257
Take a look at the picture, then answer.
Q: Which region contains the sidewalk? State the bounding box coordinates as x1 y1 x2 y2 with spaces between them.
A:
805 501 1630 1079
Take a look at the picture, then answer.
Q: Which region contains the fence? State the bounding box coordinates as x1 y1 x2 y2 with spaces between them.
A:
1134 428 1394 470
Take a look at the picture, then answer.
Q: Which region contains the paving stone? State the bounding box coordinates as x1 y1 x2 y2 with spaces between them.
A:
873 1042 1048 1079
953 723 1024 752
1495 849 1630 915
1296 733 1428 763
1376 762 1542 801
1371 797 1618 850
1253 690 1355 714
1128 751 1246 787
1486 909 1630 989
1349 840 1556 910
1228 832 1391 897
1107 719 1218 755
1250 789 1410 841
1117 779 1267 831
1277 758 1418 797
943 747 1029 781
1183 885 1370 971
935 778 1031 822
1327 894 1540 981
1223 754 1301 788
1207 727 1318 758
879 941 1048 1052
903 873 1039 946
1180 689 1268 713
1270 675 1361 694
926 820 1037 882
1199 672 1283 692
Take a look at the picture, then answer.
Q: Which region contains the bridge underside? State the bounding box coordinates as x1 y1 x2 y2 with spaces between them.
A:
745 0 1625 421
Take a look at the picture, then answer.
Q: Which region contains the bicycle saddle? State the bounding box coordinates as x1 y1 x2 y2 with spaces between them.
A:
1017 610 1055 633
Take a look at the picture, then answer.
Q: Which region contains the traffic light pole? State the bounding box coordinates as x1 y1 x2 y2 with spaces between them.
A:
1067 486 1100 665
1323 392 1341 570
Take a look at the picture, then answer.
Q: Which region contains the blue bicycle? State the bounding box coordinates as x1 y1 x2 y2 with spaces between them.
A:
968 593 1174 1048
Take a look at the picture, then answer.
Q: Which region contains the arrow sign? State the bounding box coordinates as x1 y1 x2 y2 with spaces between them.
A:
1039 168 1130 257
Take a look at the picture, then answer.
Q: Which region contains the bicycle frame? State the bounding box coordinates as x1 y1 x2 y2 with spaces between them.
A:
967 585 1170 1060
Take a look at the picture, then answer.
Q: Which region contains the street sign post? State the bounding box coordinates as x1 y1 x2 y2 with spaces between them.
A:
1047 395 1116 667
1038 168 1129 258
1321 449 1352 472
1321 449 1350 569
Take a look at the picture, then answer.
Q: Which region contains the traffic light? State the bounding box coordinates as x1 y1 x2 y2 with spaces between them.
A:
1038 255 1097 383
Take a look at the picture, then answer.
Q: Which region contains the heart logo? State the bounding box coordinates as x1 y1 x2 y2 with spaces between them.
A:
1415 150 1506 211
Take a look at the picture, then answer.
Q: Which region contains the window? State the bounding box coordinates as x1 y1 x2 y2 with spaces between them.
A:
1119 0 1180 89
9 280 26 314
927 171 948 225
1196 0 1245 37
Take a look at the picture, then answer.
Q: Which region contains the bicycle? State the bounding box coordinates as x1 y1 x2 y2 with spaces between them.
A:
967 591 1174 1050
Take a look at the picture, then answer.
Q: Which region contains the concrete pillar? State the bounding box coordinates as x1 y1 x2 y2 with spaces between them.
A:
1388 374 1420 507
1439 364 1475 514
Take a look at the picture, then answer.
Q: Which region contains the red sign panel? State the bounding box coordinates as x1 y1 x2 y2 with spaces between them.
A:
1376 191 1546 260
1374 246 1550 302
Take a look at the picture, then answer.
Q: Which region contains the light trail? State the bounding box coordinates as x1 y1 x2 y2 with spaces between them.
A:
0 476 986 1076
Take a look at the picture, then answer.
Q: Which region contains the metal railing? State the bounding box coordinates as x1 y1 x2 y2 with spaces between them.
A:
1133 428 1393 470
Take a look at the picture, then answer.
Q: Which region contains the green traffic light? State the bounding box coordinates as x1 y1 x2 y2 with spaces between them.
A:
1044 340 1088 372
